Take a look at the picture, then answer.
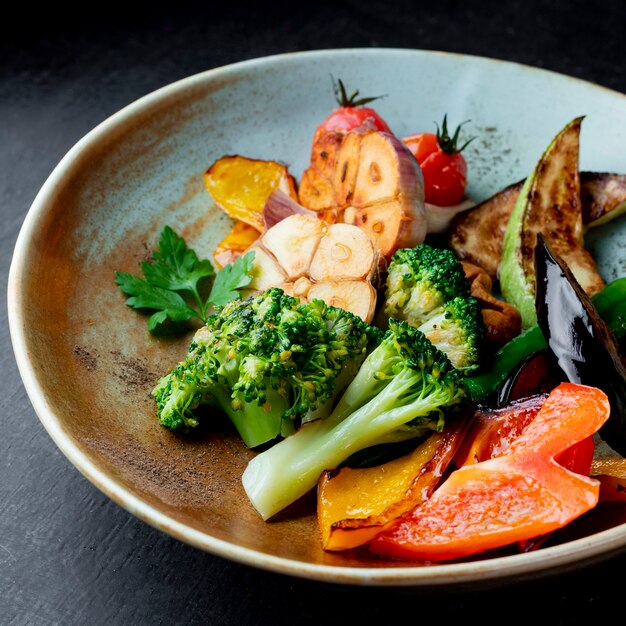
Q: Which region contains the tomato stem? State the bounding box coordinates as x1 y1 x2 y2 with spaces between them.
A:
436 114 475 155
332 76 386 107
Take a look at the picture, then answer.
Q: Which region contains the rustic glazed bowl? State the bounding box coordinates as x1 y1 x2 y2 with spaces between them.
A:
8 49 626 586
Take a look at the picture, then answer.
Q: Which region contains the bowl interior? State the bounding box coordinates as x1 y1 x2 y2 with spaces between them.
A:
10 49 626 585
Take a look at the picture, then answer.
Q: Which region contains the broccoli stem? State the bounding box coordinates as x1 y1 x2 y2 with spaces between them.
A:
242 369 447 520
209 385 288 449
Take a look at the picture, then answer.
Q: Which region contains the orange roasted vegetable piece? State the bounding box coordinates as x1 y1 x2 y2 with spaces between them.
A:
204 155 298 232
317 418 468 551
370 383 609 562
213 221 260 269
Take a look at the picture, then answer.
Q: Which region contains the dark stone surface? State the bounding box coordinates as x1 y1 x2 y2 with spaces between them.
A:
3 2 626 623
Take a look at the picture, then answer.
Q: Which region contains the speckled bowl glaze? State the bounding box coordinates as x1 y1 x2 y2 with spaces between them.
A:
8 49 626 587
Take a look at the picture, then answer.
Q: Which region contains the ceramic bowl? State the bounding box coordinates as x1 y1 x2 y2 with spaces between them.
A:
8 48 626 586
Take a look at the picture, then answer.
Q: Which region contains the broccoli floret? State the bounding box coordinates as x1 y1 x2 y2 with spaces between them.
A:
381 245 486 371
242 318 468 520
384 245 471 327
152 288 381 448
417 296 485 372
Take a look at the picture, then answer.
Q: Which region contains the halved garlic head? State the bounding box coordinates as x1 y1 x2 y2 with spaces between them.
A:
261 214 324 280
299 126 427 261
309 224 375 281
307 281 377 325
247 214 378 322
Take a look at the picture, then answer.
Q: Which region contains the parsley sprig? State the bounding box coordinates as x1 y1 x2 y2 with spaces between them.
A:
115 225 255 332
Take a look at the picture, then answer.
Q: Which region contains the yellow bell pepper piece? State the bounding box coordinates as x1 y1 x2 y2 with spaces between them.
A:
204 155 298 232
317 423 466 551
213 220 260 269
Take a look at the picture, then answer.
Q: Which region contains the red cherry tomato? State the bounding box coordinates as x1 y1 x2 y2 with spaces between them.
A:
402 132 439 163
403 115 473 206
318 106 391 135
316 78 392 136
419 149 467 206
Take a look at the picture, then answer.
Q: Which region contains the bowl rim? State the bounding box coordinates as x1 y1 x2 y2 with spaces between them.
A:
8 47 626 587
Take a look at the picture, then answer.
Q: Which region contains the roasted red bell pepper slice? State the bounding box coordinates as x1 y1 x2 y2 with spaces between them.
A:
454 394 546 467
490 347 596 552
454 391 595 553
455 393 595 477
517 432 596 552
370 383 609 562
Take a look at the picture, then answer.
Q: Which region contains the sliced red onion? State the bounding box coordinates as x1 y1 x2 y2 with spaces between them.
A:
263 190 316 229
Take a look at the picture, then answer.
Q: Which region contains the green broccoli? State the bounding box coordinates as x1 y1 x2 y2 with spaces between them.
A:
382 244 485 371
242 318 468 520
417 296 485 372
384 245 471 326
152 288 381 448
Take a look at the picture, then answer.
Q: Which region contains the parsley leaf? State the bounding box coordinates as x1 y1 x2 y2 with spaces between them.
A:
115 225 256 332
207 251 256 307
141 226 215 293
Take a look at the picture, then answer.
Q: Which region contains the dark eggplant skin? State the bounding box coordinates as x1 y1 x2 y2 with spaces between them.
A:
534 233 626 456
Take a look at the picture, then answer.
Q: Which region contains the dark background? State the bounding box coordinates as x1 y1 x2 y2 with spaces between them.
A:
3 1 626 624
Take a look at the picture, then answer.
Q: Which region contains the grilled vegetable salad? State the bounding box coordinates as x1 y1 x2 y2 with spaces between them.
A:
117 79 626 563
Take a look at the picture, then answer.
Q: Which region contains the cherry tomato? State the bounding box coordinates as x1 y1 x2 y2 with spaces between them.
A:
403 115 473 206
420 150 467 206
402 132 439 163
316 78 392 136
318 106 391 134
